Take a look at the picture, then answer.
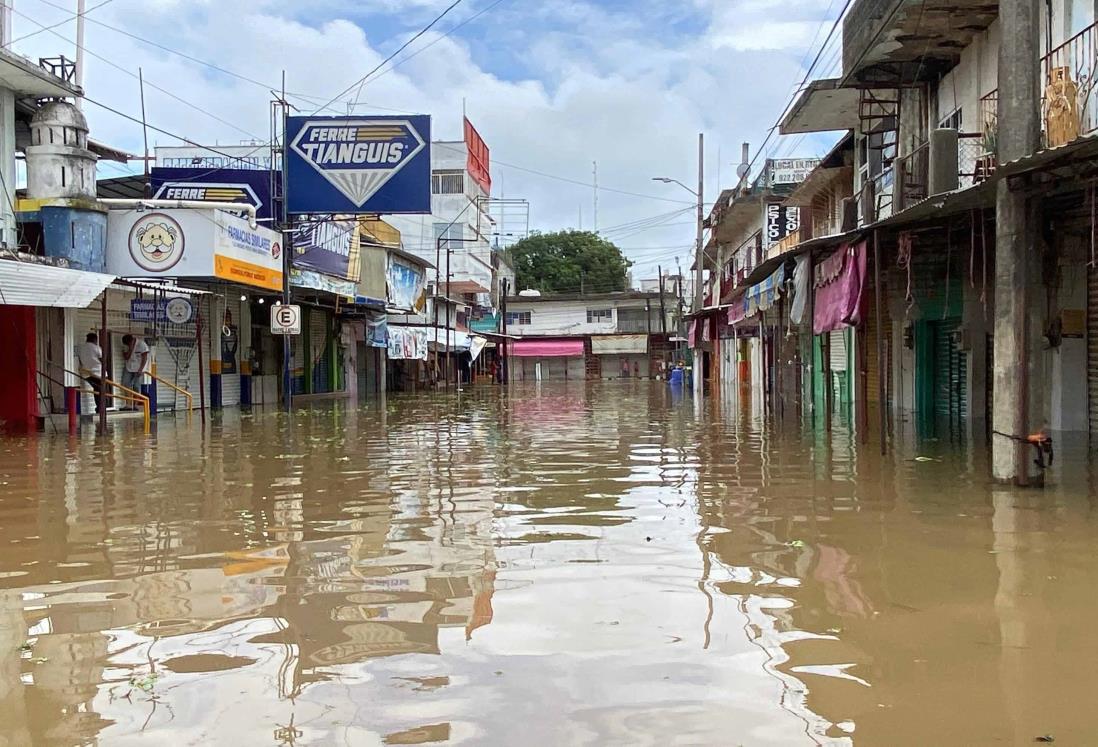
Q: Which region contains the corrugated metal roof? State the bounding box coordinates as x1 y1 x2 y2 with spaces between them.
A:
0 260 114 307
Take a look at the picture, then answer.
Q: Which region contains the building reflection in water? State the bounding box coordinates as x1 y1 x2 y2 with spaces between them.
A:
0 386 1096 743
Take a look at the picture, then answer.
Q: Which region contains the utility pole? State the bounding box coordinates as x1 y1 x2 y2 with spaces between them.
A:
74 0 85 109
693 132 705 401
500 277 509 385
658 266 668 335
272 74 294 413
992 0 1041 484
593 160 599 232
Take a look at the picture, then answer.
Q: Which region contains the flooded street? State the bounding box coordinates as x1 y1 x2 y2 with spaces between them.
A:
1 382 1096 745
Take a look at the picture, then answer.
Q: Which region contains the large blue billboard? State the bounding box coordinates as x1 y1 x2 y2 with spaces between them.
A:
285 115 431 215
150 167 275 222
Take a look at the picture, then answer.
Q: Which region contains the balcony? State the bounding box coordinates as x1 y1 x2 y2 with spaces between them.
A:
841 0 998 85
858 133 994 224
979 21 1098 160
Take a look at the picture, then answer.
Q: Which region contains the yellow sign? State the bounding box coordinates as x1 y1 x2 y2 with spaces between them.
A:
214 255 283 291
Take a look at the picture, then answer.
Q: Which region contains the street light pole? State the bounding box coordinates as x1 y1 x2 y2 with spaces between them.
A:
694 132 704 402
652 132 706 401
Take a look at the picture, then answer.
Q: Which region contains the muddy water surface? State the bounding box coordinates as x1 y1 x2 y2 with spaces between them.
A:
1 382 1096 745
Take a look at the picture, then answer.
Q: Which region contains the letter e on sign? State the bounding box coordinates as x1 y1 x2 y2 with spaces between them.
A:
271 304 302 335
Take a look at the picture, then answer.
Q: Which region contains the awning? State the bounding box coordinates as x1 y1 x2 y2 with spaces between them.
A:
291 267 356 298
814 241 868 335
113 279 211 296
509 338 584 357
0 260 115 307
591 334 648 355
745 264 785 318
393 325 479 352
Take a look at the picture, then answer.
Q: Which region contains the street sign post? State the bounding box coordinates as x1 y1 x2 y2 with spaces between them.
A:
271 304 301 335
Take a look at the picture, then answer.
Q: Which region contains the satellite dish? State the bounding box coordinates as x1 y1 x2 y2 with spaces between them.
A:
736 163 749 178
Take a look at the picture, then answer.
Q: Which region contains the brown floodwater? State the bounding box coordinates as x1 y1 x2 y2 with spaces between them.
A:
1 382 1096 745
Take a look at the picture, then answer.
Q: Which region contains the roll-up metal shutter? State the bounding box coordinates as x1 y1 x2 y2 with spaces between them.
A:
829 328 848 372
310 308 331 393
220 296 242 407
1088 264 1098 439
933 319 966 419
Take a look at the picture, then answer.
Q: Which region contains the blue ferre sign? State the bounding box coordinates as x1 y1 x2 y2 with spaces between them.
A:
285 115 431 215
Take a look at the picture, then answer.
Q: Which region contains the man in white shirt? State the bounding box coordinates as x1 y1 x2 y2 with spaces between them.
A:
78 332 104 413
122 334 150 409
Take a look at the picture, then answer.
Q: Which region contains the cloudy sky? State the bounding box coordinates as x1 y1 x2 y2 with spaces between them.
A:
7 0 841 280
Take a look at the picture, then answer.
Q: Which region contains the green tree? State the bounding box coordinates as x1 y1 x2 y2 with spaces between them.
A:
510 231 632 294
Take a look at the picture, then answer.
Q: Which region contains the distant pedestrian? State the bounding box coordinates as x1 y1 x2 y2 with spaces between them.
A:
621 359 630 379
121 334 149 409
78 332 105 413
669 360 685 387
633 361 640 379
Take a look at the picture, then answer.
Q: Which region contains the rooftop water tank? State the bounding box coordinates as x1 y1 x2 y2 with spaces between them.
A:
25 100 98 200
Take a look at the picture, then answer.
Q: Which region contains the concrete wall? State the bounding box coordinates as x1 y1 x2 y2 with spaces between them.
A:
506 298 667 337
383 140 494 292
935 21 1001 132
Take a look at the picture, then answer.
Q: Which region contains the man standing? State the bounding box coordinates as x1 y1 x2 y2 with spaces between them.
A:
121 334 149 407
78 332 104 414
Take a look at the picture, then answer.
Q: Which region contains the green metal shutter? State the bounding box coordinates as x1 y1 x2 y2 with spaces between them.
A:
933 319 966 419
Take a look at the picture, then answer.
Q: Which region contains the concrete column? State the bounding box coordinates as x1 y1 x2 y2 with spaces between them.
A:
0 88 15 250
993 0 1043 482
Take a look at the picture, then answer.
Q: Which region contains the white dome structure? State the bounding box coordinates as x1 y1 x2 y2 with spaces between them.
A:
25 100 98 200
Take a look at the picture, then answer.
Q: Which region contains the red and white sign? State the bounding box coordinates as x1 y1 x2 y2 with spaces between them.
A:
464 117 491 195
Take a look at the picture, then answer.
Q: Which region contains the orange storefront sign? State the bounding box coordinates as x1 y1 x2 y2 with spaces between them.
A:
214 254 283 291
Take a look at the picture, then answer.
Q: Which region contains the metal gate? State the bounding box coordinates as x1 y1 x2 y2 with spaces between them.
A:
932 318 966 419
1088 264 1098 438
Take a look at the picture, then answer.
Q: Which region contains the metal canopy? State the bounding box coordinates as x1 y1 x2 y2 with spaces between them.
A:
0 260 114 307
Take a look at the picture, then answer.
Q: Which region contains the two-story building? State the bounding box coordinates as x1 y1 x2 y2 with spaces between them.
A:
748 0 1098 481
503 291 676 382
702 159 818 408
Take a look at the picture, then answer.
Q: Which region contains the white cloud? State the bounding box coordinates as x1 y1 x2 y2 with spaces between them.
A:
6 0 837 278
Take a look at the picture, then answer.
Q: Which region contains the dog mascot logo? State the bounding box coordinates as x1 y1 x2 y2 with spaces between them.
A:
129 213 185 272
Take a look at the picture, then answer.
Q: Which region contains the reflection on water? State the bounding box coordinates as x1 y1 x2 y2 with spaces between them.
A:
1 382 1097 744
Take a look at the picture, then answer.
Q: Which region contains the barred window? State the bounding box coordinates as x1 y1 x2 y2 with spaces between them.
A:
432 170 465 194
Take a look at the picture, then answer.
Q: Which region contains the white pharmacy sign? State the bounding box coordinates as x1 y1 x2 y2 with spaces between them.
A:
271 304 302 335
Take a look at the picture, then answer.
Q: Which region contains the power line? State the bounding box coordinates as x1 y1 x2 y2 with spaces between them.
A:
432 143 695 205
6 3 264 140
26 0 404 116
741 0 856 180
349 0 512 97
349 0 467 109
3 0 114 46
81 94 272 168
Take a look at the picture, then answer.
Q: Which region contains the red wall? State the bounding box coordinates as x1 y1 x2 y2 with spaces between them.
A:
0 306 37 432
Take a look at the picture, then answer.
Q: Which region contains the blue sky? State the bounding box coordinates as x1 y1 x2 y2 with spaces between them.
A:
7 0 843 279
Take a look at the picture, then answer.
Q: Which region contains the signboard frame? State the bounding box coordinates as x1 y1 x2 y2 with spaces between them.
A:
285 115 431 215
271 304 302 335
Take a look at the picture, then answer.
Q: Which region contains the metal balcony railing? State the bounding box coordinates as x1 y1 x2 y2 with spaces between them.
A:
978 22 1098 162
1045 23 1098 142
858 132 995 224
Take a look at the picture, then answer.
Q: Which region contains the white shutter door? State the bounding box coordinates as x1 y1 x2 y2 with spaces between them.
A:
221 296 242 407
829 328 849 372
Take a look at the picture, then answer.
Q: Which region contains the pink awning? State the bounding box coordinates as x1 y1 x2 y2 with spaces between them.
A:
814 241 867 334
509 338 585 357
